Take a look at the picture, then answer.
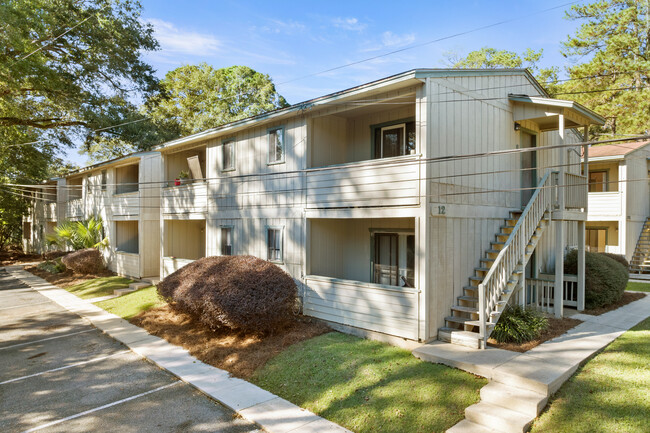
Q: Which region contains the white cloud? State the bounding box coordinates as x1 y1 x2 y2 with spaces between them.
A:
332 17 367 32
146 18 220 56
381 31 415 48
258 19 306 35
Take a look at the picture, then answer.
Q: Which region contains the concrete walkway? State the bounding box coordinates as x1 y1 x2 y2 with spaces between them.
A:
5 266 350 433
414 294 650 433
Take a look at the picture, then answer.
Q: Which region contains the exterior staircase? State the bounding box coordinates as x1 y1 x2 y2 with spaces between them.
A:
438 171 555 349
630 218 650 275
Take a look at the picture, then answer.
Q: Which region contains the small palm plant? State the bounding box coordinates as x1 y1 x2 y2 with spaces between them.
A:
46 216 109 251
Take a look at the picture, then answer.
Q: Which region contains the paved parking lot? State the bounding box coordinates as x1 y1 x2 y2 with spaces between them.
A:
0 269 260 433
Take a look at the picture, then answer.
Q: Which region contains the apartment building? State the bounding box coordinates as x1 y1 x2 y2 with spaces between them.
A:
25 69 605 348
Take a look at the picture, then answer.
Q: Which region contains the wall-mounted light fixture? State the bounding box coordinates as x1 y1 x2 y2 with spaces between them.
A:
514 122 521 131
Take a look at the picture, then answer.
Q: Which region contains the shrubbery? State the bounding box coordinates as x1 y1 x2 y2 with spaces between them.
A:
37 258 66 274
565 250 628 309
598 252 629 269
158 255 297 334
61 248 105 274
491 305 549 343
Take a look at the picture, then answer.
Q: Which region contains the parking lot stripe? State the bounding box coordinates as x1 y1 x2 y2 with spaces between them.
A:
0 329 96 351
0 350 130 385
20 381 181 433
0 301 52 311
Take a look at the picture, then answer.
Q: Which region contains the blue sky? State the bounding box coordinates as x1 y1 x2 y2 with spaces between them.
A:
68 0 587 164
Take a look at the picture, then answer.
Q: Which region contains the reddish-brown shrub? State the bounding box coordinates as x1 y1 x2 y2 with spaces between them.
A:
61 248 105 274
157 255 297 334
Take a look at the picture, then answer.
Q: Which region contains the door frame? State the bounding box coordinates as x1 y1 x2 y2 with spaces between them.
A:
519 128 538 207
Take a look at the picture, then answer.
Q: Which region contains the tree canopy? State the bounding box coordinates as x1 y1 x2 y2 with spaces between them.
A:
0 0 161 149
449 47 560 95
560 0 650 134
144 64 290 136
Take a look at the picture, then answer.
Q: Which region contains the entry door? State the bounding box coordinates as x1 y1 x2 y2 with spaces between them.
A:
374 233 398 286
520 132 537 207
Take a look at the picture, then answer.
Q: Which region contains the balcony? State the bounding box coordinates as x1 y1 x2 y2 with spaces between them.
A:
66 199 84 219
306 155 421 210
588 191 622 219
162 182 208 217
564 172 588 210
112 191 140 217
45 202 57 220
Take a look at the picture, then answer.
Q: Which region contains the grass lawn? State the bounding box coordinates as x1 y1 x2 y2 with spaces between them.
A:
531 316 650 433
94 285 164 319
251 332 487 433
64 276 133 299
626 281 650 292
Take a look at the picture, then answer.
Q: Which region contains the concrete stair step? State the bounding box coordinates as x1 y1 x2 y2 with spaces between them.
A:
465 402 534 433
438 328 480 349
129 282 151 290
114 287 136 296
446 419 498 433
480 381 548 418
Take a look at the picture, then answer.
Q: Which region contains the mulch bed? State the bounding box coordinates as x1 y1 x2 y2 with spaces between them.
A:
583 291 646 315
488 316 583 353
130 304 330 379
25 264 116 288
0 248 42 266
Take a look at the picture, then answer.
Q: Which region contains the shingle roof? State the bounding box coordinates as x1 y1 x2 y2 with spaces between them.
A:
588 141 650 158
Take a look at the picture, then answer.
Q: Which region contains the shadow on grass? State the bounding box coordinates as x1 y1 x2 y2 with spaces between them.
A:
251 332 486 433
66 276 133 299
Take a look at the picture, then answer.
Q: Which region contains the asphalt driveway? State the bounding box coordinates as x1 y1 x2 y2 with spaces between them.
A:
0 269 260 433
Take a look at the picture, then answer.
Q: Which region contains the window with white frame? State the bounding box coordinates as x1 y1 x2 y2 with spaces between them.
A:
220 226 233 256
268 127 284 164
373 121 416 159
101 170 107 191
267 227 283 262
222 139 235 171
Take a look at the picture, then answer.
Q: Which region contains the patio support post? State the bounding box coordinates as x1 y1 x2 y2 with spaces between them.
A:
577 124 588 312
554 112 565 318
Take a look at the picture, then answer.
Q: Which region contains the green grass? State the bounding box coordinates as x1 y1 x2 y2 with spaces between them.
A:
531 317 650 433
251 332 487 433
94 285 164 319
65 276 133 299
626 281 650 292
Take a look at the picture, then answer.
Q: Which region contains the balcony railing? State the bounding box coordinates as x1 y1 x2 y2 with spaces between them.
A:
112 191 140 216
45 202 57 220
306 155 420 209
66 198 84 219
588 191 622 218
564 173 587 209
162 182 207 215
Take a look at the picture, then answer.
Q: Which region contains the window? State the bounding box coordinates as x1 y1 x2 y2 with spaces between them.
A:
268 127 284 164
374 121 416 159
222 139 235 171
220 227 233 256
373 231 415 287
86 175 92 195
101 170 107 191
23 222 31 240
267 227 283 262
588 170 608 192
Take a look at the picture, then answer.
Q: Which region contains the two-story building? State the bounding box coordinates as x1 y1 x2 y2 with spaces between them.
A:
24 69 605 348
584 141 650 273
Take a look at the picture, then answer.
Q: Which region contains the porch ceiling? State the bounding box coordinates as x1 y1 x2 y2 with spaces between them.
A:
509 94 605 131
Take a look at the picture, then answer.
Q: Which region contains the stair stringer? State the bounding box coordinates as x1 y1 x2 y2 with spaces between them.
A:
630 218 650 274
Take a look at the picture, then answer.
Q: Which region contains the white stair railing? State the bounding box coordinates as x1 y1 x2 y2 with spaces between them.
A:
478 170 555 348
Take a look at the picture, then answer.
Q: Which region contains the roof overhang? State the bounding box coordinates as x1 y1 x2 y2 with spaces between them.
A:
583 155 625 163
509 94 605 131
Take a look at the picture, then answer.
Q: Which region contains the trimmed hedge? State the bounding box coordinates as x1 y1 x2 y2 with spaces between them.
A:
158 255 297 334
598 252 629 269
61 248 105 274
491 305 548 343
565 250 628 309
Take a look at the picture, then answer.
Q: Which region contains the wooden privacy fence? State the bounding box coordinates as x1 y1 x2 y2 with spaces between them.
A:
525 274 578 313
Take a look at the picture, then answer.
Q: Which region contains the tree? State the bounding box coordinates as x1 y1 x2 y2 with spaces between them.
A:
448 47 561 95
145 64 290 136
560 0 650 134
0 0 160 149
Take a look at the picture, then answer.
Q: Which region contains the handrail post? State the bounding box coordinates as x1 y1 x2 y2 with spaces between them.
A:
478 283 486 349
